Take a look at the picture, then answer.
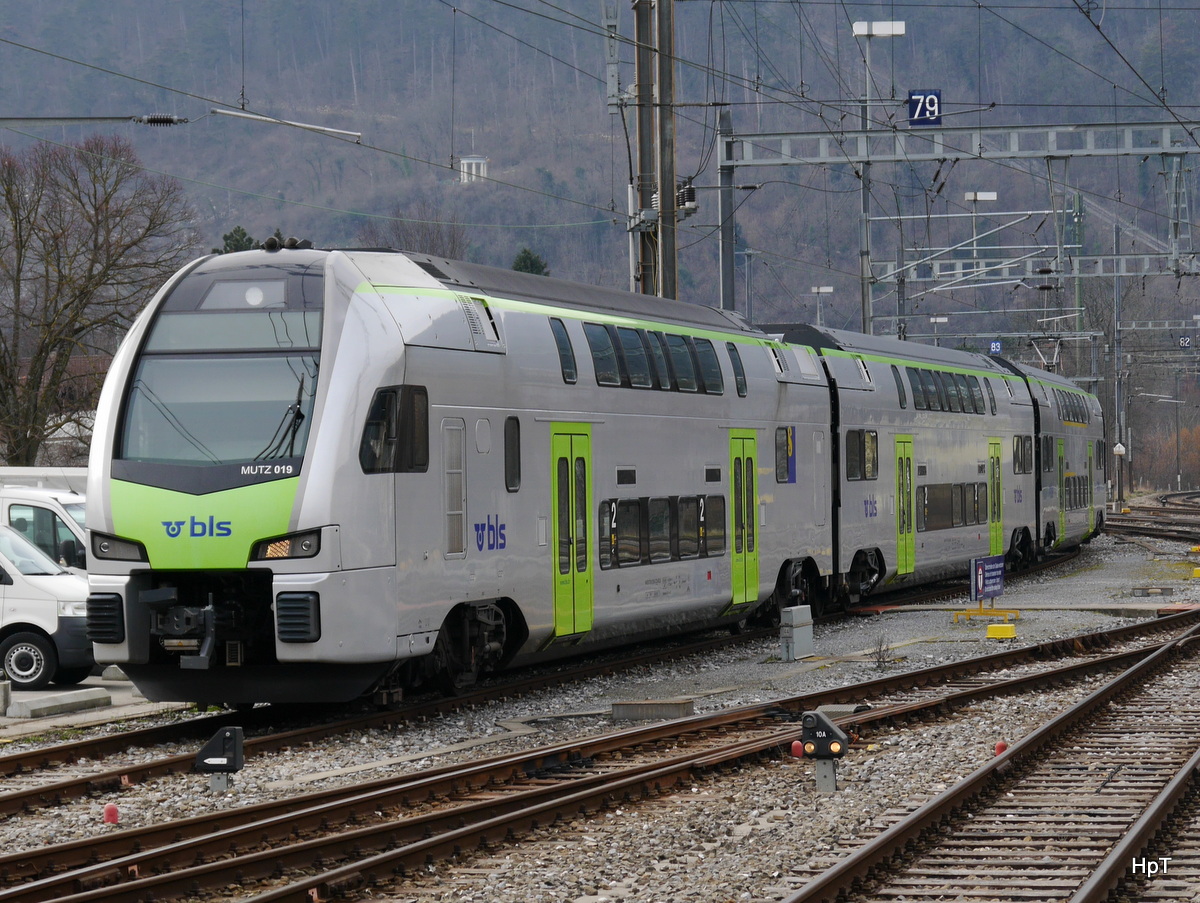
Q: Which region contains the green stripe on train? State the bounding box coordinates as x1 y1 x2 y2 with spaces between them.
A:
110 478 299 569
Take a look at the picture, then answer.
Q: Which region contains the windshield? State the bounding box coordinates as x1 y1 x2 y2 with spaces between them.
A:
63 502 86 530
0 525 65 575
119 354 319 465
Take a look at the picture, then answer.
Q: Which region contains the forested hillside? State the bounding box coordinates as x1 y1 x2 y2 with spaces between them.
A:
0 1 1194 329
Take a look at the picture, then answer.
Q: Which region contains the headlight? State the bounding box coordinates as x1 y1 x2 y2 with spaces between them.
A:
251 529 321 560
58 599 88 617
91 532 149 562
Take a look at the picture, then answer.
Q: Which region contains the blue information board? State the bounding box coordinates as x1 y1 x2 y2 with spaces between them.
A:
908 90 942 126
969 554 1005 602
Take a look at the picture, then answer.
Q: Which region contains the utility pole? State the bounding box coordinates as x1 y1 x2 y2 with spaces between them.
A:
654 0 677 299
718 109 736 311
630 0 677 299
632 0 657 296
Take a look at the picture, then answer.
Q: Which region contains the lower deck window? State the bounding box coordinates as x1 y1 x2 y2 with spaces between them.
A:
600 494 726 568
916 482 989 532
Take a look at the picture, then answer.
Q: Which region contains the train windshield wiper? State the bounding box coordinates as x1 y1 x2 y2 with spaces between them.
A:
254 376 307 461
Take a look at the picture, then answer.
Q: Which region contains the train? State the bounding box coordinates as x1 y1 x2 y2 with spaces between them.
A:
84 244 1106 706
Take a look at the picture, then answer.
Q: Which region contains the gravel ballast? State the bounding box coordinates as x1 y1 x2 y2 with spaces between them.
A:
1 533 1194 902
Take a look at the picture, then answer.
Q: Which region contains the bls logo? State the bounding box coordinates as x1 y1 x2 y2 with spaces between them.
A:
162 516 233 538
473 515 506 551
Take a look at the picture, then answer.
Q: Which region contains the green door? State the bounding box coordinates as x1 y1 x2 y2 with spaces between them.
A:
730 431 759 608
895 436 914 575
1087 442 1095 533
988 438 1004 555
551 426 594 637
1057 437 1066 548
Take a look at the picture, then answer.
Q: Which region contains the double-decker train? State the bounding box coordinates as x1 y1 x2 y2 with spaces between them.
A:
84 244 1106 705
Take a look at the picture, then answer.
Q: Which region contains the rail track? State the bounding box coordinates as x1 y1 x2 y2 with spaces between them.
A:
1106 491 1200 543
3 611 1199 902
785 619 1200 903
0 542 1083 813
0 626 774 814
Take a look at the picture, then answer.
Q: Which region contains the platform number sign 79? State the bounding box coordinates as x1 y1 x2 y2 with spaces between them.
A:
908 90 942 127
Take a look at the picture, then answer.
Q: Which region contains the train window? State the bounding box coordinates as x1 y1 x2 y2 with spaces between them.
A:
705 495 726 554
776 427 792 482
549 318 577 384
558 461 573 574
952 485 964 527
648 498 671 562
398 387 429 473
1013 436 1023 474
583 323 621 386
968 376 986 414
975 482 987 524
616 499 641 565
678 497 700 558
846 431 863 480
1042 436 1053 472
726 343 748 397
599 500 614 570
504 417 521 492
924 484 954 531
694 339 724 395
891 365 907 409
616 327 653 388
648 332 674 390
941 373 963 413
665 334 699 392
1024 436 1034 473
915 485 927 532
921 370 942 411
359 386 429 474
983 378 997 414
575 457 588 573
845 430 878 481
360 388 398 474
935 372 955 411
906 368 927 410
953 374 974 413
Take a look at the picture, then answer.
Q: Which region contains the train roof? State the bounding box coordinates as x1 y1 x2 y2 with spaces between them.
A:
759 321 1093 392
759 321 1003 370
342 248 761 337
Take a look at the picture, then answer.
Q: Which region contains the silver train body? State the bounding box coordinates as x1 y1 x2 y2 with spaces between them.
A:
84 247 1106 704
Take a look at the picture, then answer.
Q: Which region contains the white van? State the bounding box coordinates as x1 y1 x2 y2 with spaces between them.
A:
0 486 87 572
0 524 92 690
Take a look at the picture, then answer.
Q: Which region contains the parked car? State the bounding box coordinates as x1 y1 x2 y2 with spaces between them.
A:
0 524 92 690
0 485 87 572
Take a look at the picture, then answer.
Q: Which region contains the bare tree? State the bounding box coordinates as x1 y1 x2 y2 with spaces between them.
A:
0 135 198 465
357 197 471 259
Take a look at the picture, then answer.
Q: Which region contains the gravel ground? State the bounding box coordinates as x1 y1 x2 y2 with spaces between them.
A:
2 533 1196 902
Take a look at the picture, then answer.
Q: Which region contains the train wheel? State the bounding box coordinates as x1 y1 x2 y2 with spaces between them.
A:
431 603 507 696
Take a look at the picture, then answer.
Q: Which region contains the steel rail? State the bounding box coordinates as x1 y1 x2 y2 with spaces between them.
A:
4 634 1168 902
3 609 1195 886
780 622 1200 903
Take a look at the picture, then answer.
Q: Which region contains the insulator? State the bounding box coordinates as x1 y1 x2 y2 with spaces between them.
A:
137 115 183 127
